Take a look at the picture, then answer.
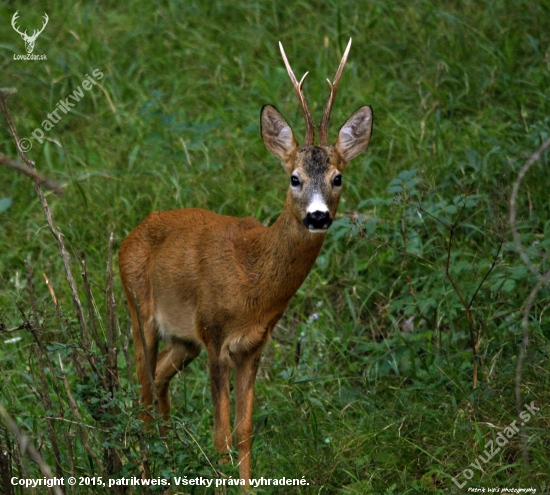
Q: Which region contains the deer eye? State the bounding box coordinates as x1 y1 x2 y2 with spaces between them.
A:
291 175 300 187
333 175 342 187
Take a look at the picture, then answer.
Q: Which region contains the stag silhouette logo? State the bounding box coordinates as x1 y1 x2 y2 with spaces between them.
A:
11 11 48 55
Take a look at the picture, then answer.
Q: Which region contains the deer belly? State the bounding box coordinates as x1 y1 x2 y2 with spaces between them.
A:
154 301 200 343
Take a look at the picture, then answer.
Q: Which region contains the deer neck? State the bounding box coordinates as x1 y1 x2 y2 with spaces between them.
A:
248 192 326 306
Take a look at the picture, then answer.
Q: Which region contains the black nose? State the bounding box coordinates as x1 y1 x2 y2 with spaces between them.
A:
303 211 332 230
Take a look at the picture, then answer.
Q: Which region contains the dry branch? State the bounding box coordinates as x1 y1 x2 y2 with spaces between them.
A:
81 260 105 354
0 154 64 196
57 355 106 475
105 232 119 388
509 137 550 473
0 428 14 495
104 233 124 489
0 88 89 348
0 404 64 495
510 137 550 280
122 302 136 390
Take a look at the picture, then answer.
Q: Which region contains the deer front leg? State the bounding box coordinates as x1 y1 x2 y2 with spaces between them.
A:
207 345 232 458
234 351 262 483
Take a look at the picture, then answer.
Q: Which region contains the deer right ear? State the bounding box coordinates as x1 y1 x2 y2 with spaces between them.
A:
261 105 299 166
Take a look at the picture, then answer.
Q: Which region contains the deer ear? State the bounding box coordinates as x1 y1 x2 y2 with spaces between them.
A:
261 105 299 166
334 106 373 165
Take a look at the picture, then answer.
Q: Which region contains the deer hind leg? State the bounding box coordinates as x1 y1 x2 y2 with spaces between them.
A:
155 338 201 421
127 301 160 422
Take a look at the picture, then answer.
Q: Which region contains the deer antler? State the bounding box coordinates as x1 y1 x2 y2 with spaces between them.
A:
11 11 27 38
279 42 315 146
318 38 352 146
11 12 48 41
30 13 49 41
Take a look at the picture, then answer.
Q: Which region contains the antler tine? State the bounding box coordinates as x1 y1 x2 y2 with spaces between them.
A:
32 13 49 39
279 42 315 146
318 38 352 146
11 11 27 37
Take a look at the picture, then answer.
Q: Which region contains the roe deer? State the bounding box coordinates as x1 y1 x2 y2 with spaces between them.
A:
119 38 373 483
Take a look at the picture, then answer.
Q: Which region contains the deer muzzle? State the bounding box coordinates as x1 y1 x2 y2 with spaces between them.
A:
303 210 332 231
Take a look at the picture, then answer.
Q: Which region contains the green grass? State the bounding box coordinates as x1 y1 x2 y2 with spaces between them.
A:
1 0 550 493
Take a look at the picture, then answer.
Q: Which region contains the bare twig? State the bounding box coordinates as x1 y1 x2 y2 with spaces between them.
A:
81 260 104 353
467 237 504 311
444 201 470 318
414 202 449 229
25 264 64 481
105 233 119 392
443 200 504 390
44 417 105 431
122 301 136 390
16 305 69 488
0 154 64 196
66 434 76 495
484 305 528 324
36 357 64 481
0 427 14 495
445 226 470 320
515 271 550 400
24 262 42 337
42 272 59 310
0 322 30 334
57 355 106 475
0 91 88 346
355 227 439 269
177 422 221 475
180 138 192 165
509 137 550 475
0 403 64 495
466 232 504 388
515 268 550 473
104 233 124 489
510 137 550 280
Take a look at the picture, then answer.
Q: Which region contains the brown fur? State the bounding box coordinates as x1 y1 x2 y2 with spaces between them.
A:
119 88 373 486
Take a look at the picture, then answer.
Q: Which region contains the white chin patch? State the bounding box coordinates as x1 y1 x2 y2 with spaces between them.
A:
308 228 327 234
307 194 329 214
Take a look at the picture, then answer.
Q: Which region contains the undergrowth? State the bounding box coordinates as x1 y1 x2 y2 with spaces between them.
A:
1 0 549 493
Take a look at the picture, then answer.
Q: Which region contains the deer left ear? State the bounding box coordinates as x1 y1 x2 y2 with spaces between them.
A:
334 106 373 165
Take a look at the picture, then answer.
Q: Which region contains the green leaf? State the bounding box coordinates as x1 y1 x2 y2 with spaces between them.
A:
0 197 12 213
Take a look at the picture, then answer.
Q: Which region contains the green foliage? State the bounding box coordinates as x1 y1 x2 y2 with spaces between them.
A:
1 0 550 493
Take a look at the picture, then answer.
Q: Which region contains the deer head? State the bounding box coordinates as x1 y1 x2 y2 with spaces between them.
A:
261 39 373 233
11 11 49 54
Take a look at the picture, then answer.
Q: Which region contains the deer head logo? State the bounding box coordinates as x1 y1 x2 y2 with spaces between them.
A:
11 11 49 54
